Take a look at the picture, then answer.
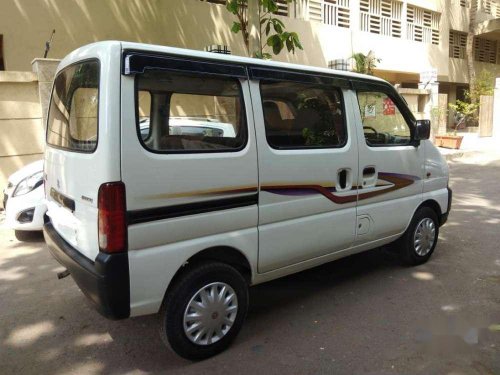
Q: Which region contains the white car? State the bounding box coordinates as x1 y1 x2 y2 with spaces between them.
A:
44 42 451 360
3 160 46 237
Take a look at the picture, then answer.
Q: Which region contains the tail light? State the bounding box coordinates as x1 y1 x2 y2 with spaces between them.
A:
98 182 127 253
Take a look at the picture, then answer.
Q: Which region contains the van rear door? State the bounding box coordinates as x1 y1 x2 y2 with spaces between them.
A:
45 46 122 261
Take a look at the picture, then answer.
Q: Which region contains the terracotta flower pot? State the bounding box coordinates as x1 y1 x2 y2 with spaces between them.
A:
434 135 463 149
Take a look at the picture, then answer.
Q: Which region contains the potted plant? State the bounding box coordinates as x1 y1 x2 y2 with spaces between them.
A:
434 131 464 149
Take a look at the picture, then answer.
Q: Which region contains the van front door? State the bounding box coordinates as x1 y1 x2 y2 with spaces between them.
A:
352 82 424 245
250 69 359 273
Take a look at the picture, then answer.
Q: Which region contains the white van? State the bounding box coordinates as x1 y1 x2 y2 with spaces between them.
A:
43 41 451 360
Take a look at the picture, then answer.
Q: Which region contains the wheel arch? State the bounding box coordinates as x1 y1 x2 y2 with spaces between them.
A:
417 199 442 219
398 198 443 238
163 246 253 303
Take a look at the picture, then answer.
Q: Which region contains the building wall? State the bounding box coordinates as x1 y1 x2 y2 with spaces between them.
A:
1 0 247 71
2 0 498 84
0 72 44 191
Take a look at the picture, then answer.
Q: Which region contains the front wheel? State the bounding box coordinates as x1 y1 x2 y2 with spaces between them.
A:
159 261 249 360
396 207 439 266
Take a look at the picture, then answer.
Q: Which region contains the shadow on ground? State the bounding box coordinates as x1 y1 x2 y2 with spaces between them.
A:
1 155 499 375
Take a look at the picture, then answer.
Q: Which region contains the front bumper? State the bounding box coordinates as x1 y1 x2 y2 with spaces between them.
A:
439 187 452 226
43 219 130 320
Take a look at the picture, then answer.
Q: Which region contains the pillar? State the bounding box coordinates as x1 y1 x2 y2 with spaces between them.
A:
31 58 60 129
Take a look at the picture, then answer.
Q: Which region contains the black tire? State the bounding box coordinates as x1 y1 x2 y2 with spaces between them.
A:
395 207 439 266
159 261 249 361
14 230 43 242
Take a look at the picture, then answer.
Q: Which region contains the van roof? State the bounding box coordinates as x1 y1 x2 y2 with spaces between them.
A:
59 41 387 84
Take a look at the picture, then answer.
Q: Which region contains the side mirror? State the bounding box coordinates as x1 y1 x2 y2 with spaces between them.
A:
414 119 431 141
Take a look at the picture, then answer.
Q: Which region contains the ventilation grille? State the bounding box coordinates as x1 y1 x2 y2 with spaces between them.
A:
274 0 289 16
449 30 467 59
407 5 440 45
474 37 498 64
360 0 402 38
307 0 350 27
203 0 226 4
483 0 500 17
308 0 324 22
323 0 350 27
459 0 469 7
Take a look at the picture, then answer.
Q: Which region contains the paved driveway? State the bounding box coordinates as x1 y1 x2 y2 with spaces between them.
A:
1 153 500 375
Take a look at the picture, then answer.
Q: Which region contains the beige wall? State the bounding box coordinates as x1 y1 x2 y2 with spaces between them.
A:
0 72 44 191
1 0 248 71
1 0 499 84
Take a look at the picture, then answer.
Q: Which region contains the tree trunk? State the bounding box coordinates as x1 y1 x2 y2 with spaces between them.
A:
466 0 478 103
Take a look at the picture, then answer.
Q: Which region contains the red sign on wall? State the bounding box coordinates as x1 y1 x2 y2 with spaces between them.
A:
383 97 395 115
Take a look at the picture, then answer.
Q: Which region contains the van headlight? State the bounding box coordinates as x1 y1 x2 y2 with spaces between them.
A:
12 171 43 197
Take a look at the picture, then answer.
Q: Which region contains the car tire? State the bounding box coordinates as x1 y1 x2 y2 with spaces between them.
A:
396 207 439 266
14 230 42 242
159 261 249 361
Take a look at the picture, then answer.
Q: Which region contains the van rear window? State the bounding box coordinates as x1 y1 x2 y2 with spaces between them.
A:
47 60 99 152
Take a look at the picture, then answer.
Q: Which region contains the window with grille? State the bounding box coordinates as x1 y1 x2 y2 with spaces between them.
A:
274 0 289 16
308 0 323 21
323 0 350 28
202 0 226 4
307 0 350 28
483 0 500 17
360 0 402 38
474 37 498 64
407 5 440 45
449 30 467 59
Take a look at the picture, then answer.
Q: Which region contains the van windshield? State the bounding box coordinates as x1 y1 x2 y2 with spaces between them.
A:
46 60 99 152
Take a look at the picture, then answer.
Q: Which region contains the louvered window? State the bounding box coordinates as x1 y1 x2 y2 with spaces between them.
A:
449 30 467 59
274 0 289 16
407 5 440 45
474 37 498 64
458 0 469 7
202 0 226 4
360 0 402 38
323 0 350 28
307 0 350 28
308 0 324 21
483 0 500 17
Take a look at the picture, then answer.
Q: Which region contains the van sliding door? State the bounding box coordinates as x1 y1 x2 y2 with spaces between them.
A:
249 67 359 273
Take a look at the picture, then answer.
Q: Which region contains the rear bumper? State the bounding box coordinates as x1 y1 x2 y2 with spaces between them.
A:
43 220 130 320
439 187 452 226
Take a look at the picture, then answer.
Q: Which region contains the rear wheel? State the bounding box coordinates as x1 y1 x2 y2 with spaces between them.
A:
396 207 439 266
159 261 248 360
14 230 43 242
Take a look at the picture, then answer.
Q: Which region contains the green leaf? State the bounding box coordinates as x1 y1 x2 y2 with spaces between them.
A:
286 38 293 52
268 35 284 55
231 22 241 34
261 0 278 12
272 19 283 33
272 18 285 28
226 0 239 14
265 21 271 35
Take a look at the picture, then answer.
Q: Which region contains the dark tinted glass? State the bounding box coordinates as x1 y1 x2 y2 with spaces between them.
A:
47 60 99 152
260 80 347 149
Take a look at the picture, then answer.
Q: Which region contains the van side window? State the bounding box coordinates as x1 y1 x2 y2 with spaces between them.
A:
47 60 99 152
357 91 411 146
260 80 346 149
138 90 151 141
135 71 246 152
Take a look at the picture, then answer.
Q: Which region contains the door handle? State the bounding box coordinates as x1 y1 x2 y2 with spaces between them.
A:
336 168 352 192
362 166 378 188
363 167 376 176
